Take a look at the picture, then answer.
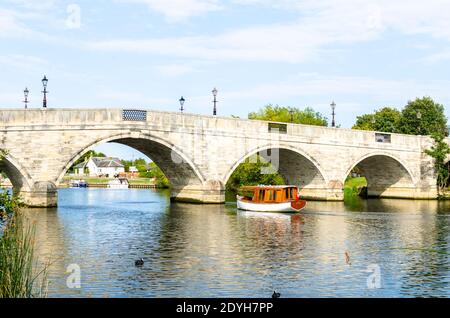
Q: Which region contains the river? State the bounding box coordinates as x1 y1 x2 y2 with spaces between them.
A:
23 188 450 298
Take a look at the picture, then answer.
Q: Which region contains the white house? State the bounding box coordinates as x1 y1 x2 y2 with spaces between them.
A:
74 157 125 177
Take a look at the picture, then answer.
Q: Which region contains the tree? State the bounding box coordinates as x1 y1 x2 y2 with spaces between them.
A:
352 107 401 132
397 97 448 136
225 155 285 192
144 162 169 188
248 104 328 126
425 133 450 197
352 114 375 131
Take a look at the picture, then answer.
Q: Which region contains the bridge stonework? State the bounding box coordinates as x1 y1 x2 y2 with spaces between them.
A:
0 109 438 207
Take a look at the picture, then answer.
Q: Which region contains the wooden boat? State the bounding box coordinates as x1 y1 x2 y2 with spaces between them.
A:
236 185 307 213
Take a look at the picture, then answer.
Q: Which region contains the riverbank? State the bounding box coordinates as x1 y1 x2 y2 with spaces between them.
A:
60 176 164 189
343 177 367 198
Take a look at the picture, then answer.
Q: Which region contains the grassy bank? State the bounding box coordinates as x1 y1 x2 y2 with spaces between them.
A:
63 176 158 186
344 177 367 198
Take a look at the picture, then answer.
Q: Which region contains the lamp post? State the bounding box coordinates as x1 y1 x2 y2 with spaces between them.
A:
289 109 294 123
179 96 185 112
41 75 48 108
23 87 29 109
212 87 218 116
330 101 336 127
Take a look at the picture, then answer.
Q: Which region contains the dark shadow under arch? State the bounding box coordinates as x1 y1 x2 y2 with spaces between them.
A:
0 155 32 193
224 146 328 192
56 134 206 191
344 154 416 198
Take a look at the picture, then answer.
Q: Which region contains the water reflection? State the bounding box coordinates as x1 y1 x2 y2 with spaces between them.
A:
22 189 450 297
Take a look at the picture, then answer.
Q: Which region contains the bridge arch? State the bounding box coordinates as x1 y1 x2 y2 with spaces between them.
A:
343 152 417 198
56 132 207 190
0 154 33 193
224 144 329 198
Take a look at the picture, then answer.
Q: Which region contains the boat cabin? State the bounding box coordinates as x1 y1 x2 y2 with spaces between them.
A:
238 185 298 203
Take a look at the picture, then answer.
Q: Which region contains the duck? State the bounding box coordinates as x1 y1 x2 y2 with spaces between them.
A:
135 258 144 266
272 291 281 298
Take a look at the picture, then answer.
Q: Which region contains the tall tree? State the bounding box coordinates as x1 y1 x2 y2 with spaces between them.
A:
248 104 328 126
352 107 401 132
397 97 448 136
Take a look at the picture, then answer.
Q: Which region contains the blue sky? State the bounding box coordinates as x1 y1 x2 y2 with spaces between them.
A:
2 0 450 159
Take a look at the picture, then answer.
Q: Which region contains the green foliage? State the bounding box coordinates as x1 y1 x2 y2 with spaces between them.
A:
397 97 448 136
343 177 367 198
248 104 328 126
352 107 401 132
352 114 375 131
145 162 170 188
0 192 20 217
425 133 450 197
0 210 48 298
1 149 47 298
352 98 448 137
120 158 147 172
225 155 285 192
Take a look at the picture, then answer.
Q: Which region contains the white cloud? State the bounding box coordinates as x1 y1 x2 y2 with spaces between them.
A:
0 2 61 39
86 16 376 63
89 0 450 63
157 64 196 77
422 50 450 63
0 54 48 70
224 74 450 108
0 9 31 37
118 0 223 22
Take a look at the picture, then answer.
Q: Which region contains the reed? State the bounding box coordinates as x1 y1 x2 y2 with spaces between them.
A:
0 200 48 298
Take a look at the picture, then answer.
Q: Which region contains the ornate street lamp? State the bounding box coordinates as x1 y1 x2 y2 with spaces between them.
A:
23 87 29 109
330 101 336 127
417 111 422 135
42 75 48 108
212 87 218 116
179 96 185 112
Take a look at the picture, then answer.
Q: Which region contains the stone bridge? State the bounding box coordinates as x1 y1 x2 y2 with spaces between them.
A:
0 108 438 207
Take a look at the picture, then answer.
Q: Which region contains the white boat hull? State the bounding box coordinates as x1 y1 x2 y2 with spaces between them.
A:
107 179 129 189
237 198 305 213
107 184 128 189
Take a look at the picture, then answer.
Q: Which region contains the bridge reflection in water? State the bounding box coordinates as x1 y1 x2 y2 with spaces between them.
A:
23 188 450 297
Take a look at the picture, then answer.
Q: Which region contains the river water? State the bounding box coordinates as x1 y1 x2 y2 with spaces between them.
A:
23 188 450 298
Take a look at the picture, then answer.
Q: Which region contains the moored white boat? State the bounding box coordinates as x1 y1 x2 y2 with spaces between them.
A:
236 185 306 213
107 178 129 189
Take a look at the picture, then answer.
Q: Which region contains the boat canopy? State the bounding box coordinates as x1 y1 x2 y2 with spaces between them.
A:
238 185 299 204
239 185 298 191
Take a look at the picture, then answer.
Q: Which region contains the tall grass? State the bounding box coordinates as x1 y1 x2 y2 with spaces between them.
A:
0 196 48 298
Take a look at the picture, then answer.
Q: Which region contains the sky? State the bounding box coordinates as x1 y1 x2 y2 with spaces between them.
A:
2 0 450 159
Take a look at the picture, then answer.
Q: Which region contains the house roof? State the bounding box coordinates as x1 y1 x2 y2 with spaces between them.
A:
91 157 124 168
74 161 87 169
